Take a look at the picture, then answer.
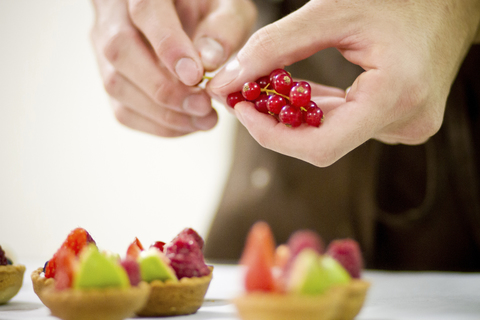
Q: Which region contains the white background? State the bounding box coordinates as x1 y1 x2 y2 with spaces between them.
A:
0 0 236 262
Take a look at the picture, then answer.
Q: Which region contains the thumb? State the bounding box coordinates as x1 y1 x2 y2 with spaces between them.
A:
208 1 350 97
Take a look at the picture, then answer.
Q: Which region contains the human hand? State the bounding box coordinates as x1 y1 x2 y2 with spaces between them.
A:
90 0 256 137
208 0 480 166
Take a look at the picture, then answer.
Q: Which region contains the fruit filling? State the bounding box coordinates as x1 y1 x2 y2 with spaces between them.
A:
240 221 364 295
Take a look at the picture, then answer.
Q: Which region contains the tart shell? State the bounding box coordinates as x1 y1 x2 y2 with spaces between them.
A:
136 266 213 317
31 268 150 320
0 264 26 304
234 279 369 320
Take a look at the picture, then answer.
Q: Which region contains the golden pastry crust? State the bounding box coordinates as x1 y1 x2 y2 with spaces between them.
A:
233 280 370 320
0 264 26 304
31 268 150 320
136 266 213 317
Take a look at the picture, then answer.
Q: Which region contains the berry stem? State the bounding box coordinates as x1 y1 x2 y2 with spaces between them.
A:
202 75 213 81
260 85 290 101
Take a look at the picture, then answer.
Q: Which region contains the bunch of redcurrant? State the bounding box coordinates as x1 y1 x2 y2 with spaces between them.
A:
226 68 324 127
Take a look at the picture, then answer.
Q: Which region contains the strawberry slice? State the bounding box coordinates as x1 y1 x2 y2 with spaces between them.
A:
54 247 76 290
240 221 276 292
44 228 95 278
126 237 144 260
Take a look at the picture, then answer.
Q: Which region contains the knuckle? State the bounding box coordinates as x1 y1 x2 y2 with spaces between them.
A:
103 71 123 97
112 105 131 126
128 0 150 19
153 81 176 106
103 28 137 64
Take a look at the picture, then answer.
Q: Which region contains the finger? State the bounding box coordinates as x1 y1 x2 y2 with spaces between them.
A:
193 0 257 71
128 0 203 86
103 70 218 132
309 82 346 98
208 1 355 97
111 99 192 138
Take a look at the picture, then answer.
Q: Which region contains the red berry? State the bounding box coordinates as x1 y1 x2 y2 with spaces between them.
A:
173 228 204 250
272 73 293 96
287 230 324 258
267 95 287 115
120 258 141 286
242 82 261 101
279 104 302 127
164 235 210 279
303 101 324 127
290 81 311 107
227 91 244 108
0 246 8 266
150 241 166 252
269 69 288 84
254 94 269 114
326 239 363 279
255 76 270 89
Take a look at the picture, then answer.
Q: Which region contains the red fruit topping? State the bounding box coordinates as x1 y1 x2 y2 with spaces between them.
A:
240 221 276 292
164 235 210 279
45 227 95 278
0 246 8 266
242 81 261 101
244 244 275 292
272 72 293 96
120 258 141 286
240 221 276 267
290 81 311 107
267 94 287 115
287 229 324 258
227 91 245 108
303 101 324 127
150 241 166 252
326 239 363 279
279 104 302 127
54 247 76 290
254 93 269 114
126 237 144 260
174 228 205 250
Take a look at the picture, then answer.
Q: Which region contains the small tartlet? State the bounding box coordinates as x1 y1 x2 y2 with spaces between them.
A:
136 266 213 317
234 279 370 320
0 264 26 305
31 268 150 320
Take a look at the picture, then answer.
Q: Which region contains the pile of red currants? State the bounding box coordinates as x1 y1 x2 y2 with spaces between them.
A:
226 68 324 127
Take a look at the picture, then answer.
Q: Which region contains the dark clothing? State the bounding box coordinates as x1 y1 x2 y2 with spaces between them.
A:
203 1 480 271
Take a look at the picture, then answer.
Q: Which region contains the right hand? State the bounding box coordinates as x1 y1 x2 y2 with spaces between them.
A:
90 0 257 137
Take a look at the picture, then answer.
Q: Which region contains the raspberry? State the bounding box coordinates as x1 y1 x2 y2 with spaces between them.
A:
45 227 96 278
0 246 8 266
164 233 210 279
120 258 141 286
326 239 363 279
54 247 76 290
173 228 204 250
289 230 324 257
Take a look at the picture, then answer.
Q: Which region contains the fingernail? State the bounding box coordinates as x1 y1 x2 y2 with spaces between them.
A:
175 57 202 86
183 94 212 116
192 113 218 130
195 37 225 70
209 58 241 89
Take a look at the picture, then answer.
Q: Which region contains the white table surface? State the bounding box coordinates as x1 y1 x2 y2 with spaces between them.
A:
1 259 480 320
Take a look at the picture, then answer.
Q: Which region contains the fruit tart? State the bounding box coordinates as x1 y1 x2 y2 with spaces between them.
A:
0 246 26 305
31 228 150 320
127 228 213 317
233 222 370 320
